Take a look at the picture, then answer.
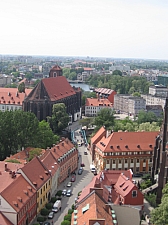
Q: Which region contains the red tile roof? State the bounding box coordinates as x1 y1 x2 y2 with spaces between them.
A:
95 130 158 152
91 126 106 145
85 98 113 107
6 147 46 164
0 162 24 192
1 175 36 212
94 88 114 95
72 191 114 225
0 213 13 225
50 65 62 71
40 151 59 176
20 156 51 190
42 76 76 101
0 88 32 105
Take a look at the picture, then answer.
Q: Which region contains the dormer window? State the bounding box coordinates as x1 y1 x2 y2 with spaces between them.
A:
54 72 57 77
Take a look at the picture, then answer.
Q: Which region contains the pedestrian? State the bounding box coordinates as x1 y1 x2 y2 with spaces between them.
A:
60 206 62 211
52 220 53 225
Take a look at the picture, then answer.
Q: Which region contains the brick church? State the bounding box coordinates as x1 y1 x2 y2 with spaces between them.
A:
23 65 82 122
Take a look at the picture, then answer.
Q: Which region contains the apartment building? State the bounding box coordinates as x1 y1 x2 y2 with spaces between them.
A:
85 98 113 117
94 88 116 104
149 85 168 97
90 127 158 174
114 95 146 115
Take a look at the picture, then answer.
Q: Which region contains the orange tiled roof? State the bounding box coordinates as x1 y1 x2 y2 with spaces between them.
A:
40 151 59 176
95 130 159 152
0 88 32 106
91 126 106 145
0 162 24 192
85 98 113 107
0 213 13 225
72 191 114 225
20 156 51 190
83 67 94 71
49 138 75 160
6 147 46 164
50 65 62 71
42 76 76 101
1 174 36 212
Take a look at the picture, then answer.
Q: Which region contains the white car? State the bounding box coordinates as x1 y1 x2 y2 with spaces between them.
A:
62 189 67 196
48 211 54 219
66 189 72 197
67 182 72 187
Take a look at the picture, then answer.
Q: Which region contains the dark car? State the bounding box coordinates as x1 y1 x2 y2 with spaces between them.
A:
43 222 51 225
93 170 97 176
84 151 88 155
78 169 83 175
81 163 85 167
71 175 76 182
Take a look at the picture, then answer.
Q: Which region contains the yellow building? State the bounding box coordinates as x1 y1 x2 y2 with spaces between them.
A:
19 156 52 213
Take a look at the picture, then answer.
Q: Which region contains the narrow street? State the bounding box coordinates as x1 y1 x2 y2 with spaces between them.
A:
50 129 94 225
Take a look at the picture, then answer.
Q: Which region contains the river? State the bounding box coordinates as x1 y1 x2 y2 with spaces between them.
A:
69 83 92 92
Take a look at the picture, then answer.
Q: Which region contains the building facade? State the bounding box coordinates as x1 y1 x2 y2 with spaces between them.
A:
23 65 82 122
94 88 116 104
91 127 158 174
85 98 113 117
149 85 168 97
114 95 146 115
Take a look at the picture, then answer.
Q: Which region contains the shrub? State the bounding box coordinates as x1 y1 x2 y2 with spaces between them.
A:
61 220 71 225
37 216 46 222
51 197 57 203
33 224 40 225
68 209 74 214
71 204 75 210
5 159 21 164
41 208 49 216
78 191 82 196
56 190 62 196
64 214 71 221
45 203 53 210
145 193 157 208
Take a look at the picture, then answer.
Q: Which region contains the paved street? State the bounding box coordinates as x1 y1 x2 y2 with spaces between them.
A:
49 129 94 225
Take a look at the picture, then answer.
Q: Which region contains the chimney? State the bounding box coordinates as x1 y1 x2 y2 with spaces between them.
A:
62 142 64 146
11 171 16 178
57 145 59 149
5 163 7 171
54 148 56 152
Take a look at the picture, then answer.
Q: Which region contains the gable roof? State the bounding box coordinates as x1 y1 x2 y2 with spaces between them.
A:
0 213 13 225
1 174 36 212
114 173 134 197
94 88 114 95
20 156 50 189
0 88 32 106
96 131 159 152
85 98 113 107
72 191 114 225
91 126 106 145
40 151 59 176
0 162 24 193
42 76 76 101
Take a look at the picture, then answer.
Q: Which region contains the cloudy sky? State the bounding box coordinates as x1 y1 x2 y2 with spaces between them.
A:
1 0 168 59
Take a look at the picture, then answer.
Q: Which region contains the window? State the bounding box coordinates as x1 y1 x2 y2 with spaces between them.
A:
143 159 146 162
119 159 121 164
143 167 146 171
125 159 127 163
132 190 137 198
150 158 152 162
131 159 134 163
137 159 139 163
106 159 109 164
41 189 42 195
40 199 42 204
113 160 115 164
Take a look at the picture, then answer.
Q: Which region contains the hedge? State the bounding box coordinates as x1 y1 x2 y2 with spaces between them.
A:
64 214 71 221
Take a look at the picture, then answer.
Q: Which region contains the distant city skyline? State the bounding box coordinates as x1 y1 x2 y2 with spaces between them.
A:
1 0 168 60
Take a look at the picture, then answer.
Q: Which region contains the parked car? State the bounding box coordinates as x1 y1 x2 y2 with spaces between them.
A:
66 189 72 197
81 163 85 167
62 189 67 196
48 211 54 219
78 169 83 175
44 222 51 225
71 175 76 182
75 197 78 203
93 170 97 176
84 151 88 155
52 200 61 213
67 182 72 187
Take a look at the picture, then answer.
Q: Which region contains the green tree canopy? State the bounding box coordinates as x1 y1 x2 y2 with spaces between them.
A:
137 110 158 124
18 82 25 93
48 103 69 133
112 70 122 76
94 108 115 130
151 183 168 225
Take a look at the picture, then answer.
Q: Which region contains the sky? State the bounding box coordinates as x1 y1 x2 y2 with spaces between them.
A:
1 0 168 60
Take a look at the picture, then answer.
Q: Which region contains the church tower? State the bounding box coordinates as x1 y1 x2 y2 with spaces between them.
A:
49 65 62 77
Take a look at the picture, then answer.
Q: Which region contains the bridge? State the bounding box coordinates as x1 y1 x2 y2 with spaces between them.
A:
67 79 85 83
142 183 158 194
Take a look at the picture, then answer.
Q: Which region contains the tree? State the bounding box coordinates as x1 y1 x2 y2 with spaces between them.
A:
151 183 168 225
35 120 59 149
137 110 158 124
28 148 43 161
79 117 93 128
18 82 25 93
48 103 69 133
61 221 71 225
94 108 115 130
112 70 122 76
25 72 33 81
